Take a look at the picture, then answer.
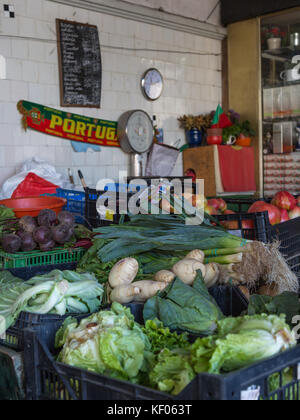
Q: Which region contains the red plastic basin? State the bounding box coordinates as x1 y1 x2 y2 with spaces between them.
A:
0 196 67 218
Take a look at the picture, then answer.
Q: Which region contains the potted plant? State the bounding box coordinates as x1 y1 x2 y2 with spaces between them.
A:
236 120 255 147
222 124 242 145
178 114 212 148
263 25 287 50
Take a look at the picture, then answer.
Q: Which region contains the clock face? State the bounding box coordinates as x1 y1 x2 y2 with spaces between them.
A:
141 68 164 101
126 111 154 153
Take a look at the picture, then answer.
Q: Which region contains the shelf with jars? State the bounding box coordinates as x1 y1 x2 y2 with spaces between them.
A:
261 17 300 159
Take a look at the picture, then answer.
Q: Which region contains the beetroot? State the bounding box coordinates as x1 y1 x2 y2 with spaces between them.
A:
20 233 37 252
52 224 71 245
2 234 22 253
19 216 37 233
37 209 57 227
57 211 75 227
33 226 52 244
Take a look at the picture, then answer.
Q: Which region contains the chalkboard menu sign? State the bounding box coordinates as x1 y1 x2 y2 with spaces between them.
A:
56 19 102 108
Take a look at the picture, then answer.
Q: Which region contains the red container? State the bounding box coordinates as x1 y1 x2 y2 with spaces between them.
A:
0 196 67 218
207 135 223 145
207 128 223 145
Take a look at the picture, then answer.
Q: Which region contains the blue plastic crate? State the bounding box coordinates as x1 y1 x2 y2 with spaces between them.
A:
56 189 85 223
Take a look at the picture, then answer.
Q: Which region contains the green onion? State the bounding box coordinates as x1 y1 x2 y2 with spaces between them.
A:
204 244 251 258
204 253 243 265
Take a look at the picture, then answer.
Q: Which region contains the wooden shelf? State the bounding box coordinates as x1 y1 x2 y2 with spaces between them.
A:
262 47 300 61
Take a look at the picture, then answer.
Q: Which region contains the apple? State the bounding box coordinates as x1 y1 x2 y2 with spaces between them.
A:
288 206 300 220
241 219 254 229
204 205 218 215
279 208 290 223
271 191 297 211
217 198 227 213
220 210 254 230
208 198 227 213
248 201 281 225
221 210 238 230
182 193 208 210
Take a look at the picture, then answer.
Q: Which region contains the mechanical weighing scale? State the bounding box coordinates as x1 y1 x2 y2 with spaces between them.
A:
117 109 154 177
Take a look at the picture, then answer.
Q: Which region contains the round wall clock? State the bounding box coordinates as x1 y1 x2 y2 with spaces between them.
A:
141 68 164 101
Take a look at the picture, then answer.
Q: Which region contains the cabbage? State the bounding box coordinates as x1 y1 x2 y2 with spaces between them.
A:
143 273 224 336
56 303 152 382
190 314 297 375
0 270 104 336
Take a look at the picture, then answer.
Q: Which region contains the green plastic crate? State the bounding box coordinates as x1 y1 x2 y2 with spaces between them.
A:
0 247 86 269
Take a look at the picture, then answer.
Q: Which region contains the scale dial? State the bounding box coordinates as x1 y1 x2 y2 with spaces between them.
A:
141 68 164 101
118 110 154 154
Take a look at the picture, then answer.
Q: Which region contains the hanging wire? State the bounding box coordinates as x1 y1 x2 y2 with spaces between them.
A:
205 0 221 22
0 34 221 56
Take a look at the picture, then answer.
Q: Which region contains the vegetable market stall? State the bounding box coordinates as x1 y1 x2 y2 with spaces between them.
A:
1 187 300 401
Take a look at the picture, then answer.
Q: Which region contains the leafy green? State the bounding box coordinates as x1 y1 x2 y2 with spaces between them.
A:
0 206 16 237
55 317 78 349
143 319 189 354
247 292 300 326
0 270 104 336
149 349 195 396
190 314 296 375
143 272 224 335
56 303 152 382
0 205 15 220
74 224 95 240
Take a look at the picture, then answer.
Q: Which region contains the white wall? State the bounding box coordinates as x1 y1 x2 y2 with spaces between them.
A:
121 0 221 25
0 0 222 189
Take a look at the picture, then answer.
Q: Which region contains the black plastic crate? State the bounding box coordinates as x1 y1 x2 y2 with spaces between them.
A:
224 197 265 213
197 345 300 400
268 217 300 277
85 188 133 228
216 197 300 277
0 263 89 352
85 178 194 229
23 329 300 400
23 285 249 401
215 211 271 242
23 332 198 400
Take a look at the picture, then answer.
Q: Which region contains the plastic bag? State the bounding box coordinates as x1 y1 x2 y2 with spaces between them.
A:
12 173 59 198
145 143 180 177
0 157 72 199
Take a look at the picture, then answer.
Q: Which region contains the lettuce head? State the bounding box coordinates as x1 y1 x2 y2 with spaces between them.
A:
190 314 296 375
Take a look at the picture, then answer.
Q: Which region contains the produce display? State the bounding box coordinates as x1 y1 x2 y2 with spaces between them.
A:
54 299 296 396
55 302 195 395
0 270 104 336
0 207 94 254
223 190 300 226
81 214 298 299
176 189 300 227
1 192 300 400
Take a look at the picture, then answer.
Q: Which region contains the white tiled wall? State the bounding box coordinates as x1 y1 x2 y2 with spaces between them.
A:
124 0 221 26
0 0 222 188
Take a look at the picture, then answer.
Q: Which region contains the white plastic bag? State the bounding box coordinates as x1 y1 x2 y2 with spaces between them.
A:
0 157 72 199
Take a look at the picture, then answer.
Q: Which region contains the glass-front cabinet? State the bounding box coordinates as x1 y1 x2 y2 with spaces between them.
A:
261 11 300 196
